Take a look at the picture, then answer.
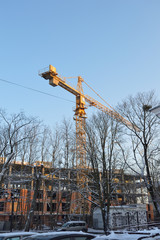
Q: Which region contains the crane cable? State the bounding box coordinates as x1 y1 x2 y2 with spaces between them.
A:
83 79 118 113
60 75 119 114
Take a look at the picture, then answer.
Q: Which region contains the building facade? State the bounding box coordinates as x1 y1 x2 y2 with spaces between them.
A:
0 161 150 230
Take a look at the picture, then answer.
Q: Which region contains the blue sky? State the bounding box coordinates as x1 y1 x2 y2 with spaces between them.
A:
0 0 160 127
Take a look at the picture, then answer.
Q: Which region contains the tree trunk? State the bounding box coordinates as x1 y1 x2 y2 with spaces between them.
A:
24 166 42 231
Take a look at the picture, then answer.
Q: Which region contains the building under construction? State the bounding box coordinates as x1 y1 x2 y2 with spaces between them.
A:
0 159 153 231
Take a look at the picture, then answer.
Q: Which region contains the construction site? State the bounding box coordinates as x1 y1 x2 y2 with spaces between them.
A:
0 159 153 231
0 66 157 231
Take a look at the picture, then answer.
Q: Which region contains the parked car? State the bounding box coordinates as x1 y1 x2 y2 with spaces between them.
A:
24 232 95 240
0 232 37 240
92 235 119 240
57 221 88 232
93 233 152 240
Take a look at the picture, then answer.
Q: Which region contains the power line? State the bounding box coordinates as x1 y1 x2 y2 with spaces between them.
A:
0 78 75 104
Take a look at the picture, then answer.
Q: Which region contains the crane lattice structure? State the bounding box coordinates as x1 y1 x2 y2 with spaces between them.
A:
39 65 137 168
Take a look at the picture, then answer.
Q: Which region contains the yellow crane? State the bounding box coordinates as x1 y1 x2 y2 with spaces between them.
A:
39 65 137 168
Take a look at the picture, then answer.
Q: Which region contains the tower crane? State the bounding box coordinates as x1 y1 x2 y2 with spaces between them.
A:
39 65 137 168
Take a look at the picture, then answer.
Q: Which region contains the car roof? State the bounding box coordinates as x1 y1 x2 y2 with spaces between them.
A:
25 232 95 238
0 232 37 237
93 237 118 240
65 221 86 223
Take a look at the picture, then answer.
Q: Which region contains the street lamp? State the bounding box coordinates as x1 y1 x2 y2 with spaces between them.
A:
149 105 160 118
10 190 20 232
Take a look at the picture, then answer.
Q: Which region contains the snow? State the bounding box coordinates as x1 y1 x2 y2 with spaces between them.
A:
88 228 160 239
27 228 160 240
23 231 96 237
3 228 160 240
0 232 38 237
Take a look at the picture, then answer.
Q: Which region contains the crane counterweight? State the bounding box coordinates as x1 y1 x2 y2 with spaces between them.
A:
39 65 58 80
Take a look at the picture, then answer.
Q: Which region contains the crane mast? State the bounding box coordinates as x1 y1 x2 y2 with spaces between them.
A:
39 65 139 168
74 76 87 167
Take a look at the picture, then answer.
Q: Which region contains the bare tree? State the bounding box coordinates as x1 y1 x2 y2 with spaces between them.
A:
117 90 160 218
61 118 75 168
27 122 40 165
0 109 39 184
38 126 51 163
83 111 123 234
24 165 43 231
48 126 62 168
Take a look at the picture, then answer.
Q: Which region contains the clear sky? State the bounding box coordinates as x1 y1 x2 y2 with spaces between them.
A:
0 0 160 127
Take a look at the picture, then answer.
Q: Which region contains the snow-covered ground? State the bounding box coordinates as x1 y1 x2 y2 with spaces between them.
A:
88 227 160 239
5 228 160 240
